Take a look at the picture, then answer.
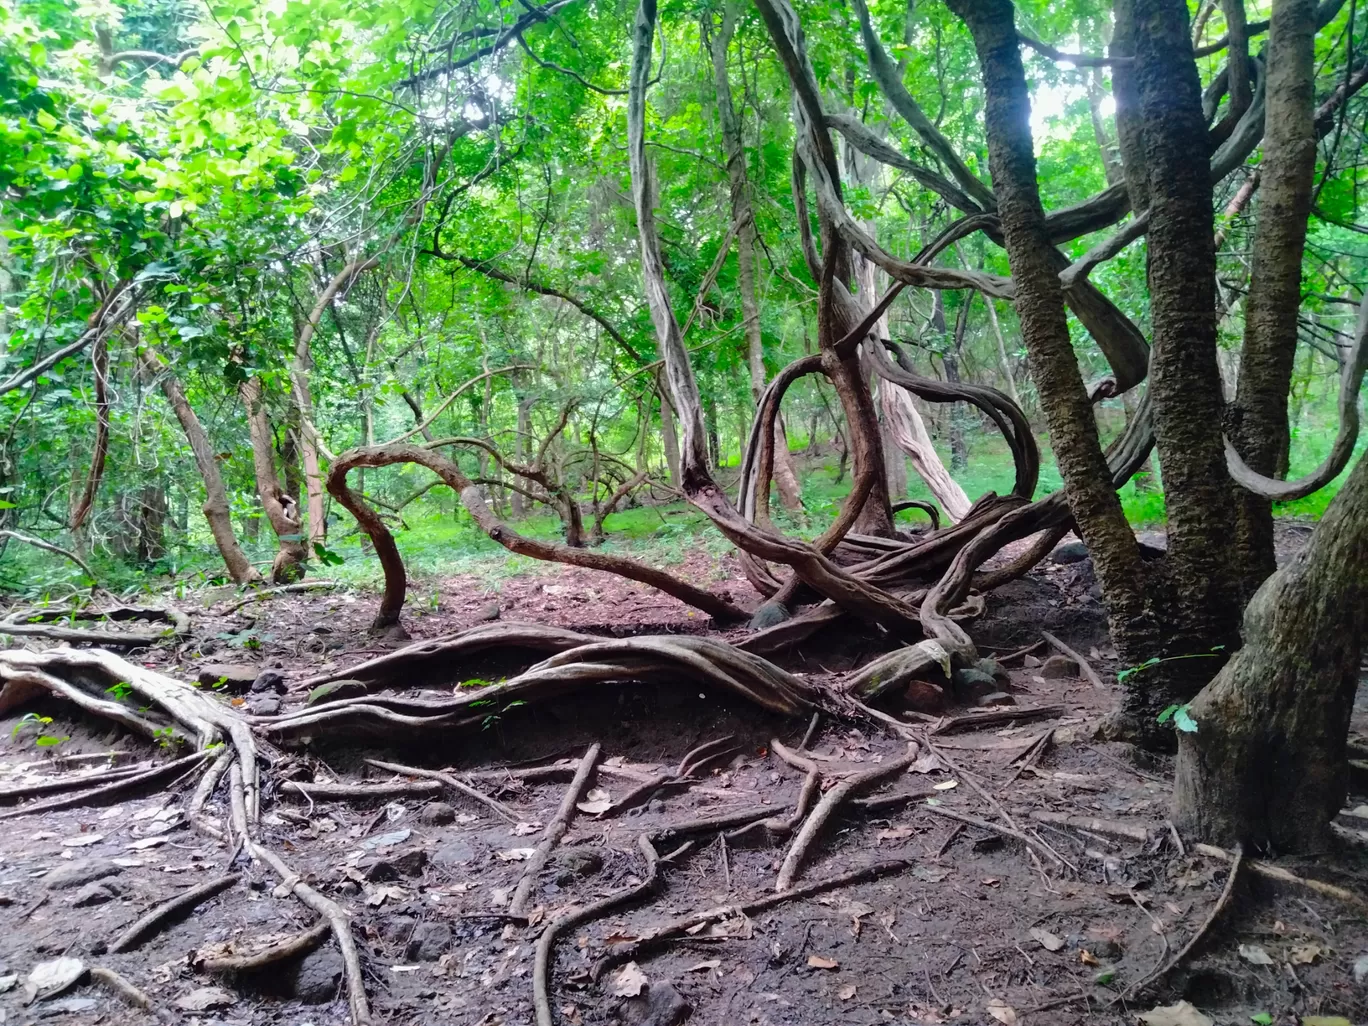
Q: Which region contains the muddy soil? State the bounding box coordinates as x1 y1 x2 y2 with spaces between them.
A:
0 528 1364 1026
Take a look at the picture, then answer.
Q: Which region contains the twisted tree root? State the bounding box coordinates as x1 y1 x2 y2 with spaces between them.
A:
110 873 242 953
197 920 331 973
511 744 601 916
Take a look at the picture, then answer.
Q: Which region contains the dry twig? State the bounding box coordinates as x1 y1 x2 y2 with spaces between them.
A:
365 758 518 821
110 874 242 953
510 743 601 916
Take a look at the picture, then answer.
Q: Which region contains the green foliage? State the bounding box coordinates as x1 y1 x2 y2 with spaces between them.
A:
1157 703 1199 733
10 711 69 747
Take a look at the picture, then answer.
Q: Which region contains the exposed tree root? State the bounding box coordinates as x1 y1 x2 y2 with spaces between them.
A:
604 735 741 816
110 873 242 953
89 966 157 1013
197 920 332 973
0 750 210 820
1028 810 1154 844
0 761 151 804
1041 630 1109 692
932 705 1065 734
511 744 601 916
0 602 189 647
1195 842 1368 912
364 758 518 822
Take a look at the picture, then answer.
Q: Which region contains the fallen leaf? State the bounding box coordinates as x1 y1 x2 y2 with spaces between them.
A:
909 751 949 774
604 931 639 945
986 998 1017 1024
981 877 1000 887
360 828 410 850
1239 944 1275 966
24 957 85 1003
1289 943 1324 965
364 884 408 907
496 848 538 862
1137 1002 1214 1026
838 982 857 1000
806 955 839 969
914 866 951 883
1030 928 1065 952
512 822 543 836
174 987 235 1012
576 789 612 816
933 780 959 791
876 825 915 841
60 834 103 847
685 960 721 973
127 837 166 850
1079 950 1100 966
609 962 648 997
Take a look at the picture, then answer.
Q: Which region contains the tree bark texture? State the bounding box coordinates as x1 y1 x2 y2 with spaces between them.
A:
1108 0 1150 214
946 0 1147 645
240 376 308 583
1131 0 1243 707
138 348 260 584
1227 0 1318 593
1173 452 1368 851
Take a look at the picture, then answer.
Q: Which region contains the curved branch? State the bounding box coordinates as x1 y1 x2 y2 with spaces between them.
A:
0 282 139 398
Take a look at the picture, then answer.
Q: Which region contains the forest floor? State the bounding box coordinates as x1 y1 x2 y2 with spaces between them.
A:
0 521 1365 1026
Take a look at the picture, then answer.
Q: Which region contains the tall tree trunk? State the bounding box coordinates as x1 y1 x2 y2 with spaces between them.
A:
137 482 166 563
938 292 971 472
982 294 1022 407
512 393 535 517
708 0 803 511
1226 0 1318 594
69 335 110 535
658 381 682 488
240 376 308 583
1087 67 1123 187
137 347 260 584
1173 451 1368 851
1109 0 1150 214
1131 0 1243 711
945 0 1149 653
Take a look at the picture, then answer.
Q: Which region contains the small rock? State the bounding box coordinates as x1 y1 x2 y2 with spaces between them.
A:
976 692 1015 707
250 669 287 694
952 667 1000 704
1049 541 1090 564
1039 654 1080 679
1022 653 1043 669
305 680 368 706
615 980 691 1026
44 859 121 891
551 849 603 885
903 679 948 714
391 848 428 877
287 947 344 1003
975 657 1010 683
1353 952 1368 983
405 922 452 962
479 602 501 621
196 664 258 693
246 695 281 716
419 802 456 826
70 881 120 907
1089 938 1123 960
364 861 398 883
646 799 666 814
175 986 236 1011
0 974 16 993
431 839 475 867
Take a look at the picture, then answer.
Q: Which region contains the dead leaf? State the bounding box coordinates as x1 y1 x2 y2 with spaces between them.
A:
364 884 408 907
60 834 103 847
876 825 915 841
837 982 857 1000
933 779 959 791
1030 928 1065 952
1079 950 1100 966
986 998 1017 1024
576 788 613 815
806 955 839 970
24 957 85 1003
981 876 1000 887
1137 1002 1214 1026
909 751 948 774
1289 943 1324 965
608 962 648 998
914 866 951 883
603 931 639 945
174 987 235 1012
496 848 538 861
685 960 721 973
360 828 410 850
127 837 166 850
1239 944 1275 966
511 822 542 836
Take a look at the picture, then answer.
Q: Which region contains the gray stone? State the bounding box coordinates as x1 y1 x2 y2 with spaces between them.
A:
246 695 281 716
287 947 344 1003
418 802 456 826
44 859 121 891
196 663 258 692
306 680 368 707
479 602 501 622
551 849 602 885
615 981 690 1026
70 881 120 907
405 922 452 962
391 848 428 877
1040 654 1080 679
250 669 287 694
1049 541 1090 565
952 667 999 704
364 861 399 883
431 839 475 867
1022 653 1043 669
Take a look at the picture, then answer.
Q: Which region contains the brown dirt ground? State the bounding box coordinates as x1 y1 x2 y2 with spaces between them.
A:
0 528 1364 1026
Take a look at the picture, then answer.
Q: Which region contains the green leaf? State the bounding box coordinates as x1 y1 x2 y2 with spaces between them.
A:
1174 707 1199 733
1157 704 1179 725
0 500 17 509
1251 1014 1273 1025
36 109 58 131
35 735 70 747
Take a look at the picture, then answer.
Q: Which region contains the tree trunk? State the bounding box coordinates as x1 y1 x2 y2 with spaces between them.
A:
512 393 536 517
1226 0 1318 594
1129 0 1243 713
137 347 260 584
137 482 166 563
69 335 109 534
1087 67 1123 186
879 384 971 521
708 0 803 512
946 0 1149 653
1109 0 1150 214
240 376 308 583
1122 388 1155 491
982 294 1022 407
1173 451 1368 851
940 292 971 472
658 381 682 488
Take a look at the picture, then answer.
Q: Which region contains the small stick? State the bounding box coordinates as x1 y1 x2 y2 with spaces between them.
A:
719 833 732 892
198 920 331 972
534 832 659 1026
800 712 822 750
1040 630 1108 691
217 580 343 615
934 823 965 858
922 804 1064 866
593 856 919 979
776 744 918 891
0 763 148 804
110 873 241 953
510 743 600 916
1003 730 1053 788
282 779 443 802
1194 842 1368 912
932 705 1065 735
993 639 1048 663
1113 844 1243 1004
1029 810 1155 844
1167 821 1186 856
90 966 155 1011
850 788 936 813
365 758 518 822
0 749 210 820
1086 744 1168 784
